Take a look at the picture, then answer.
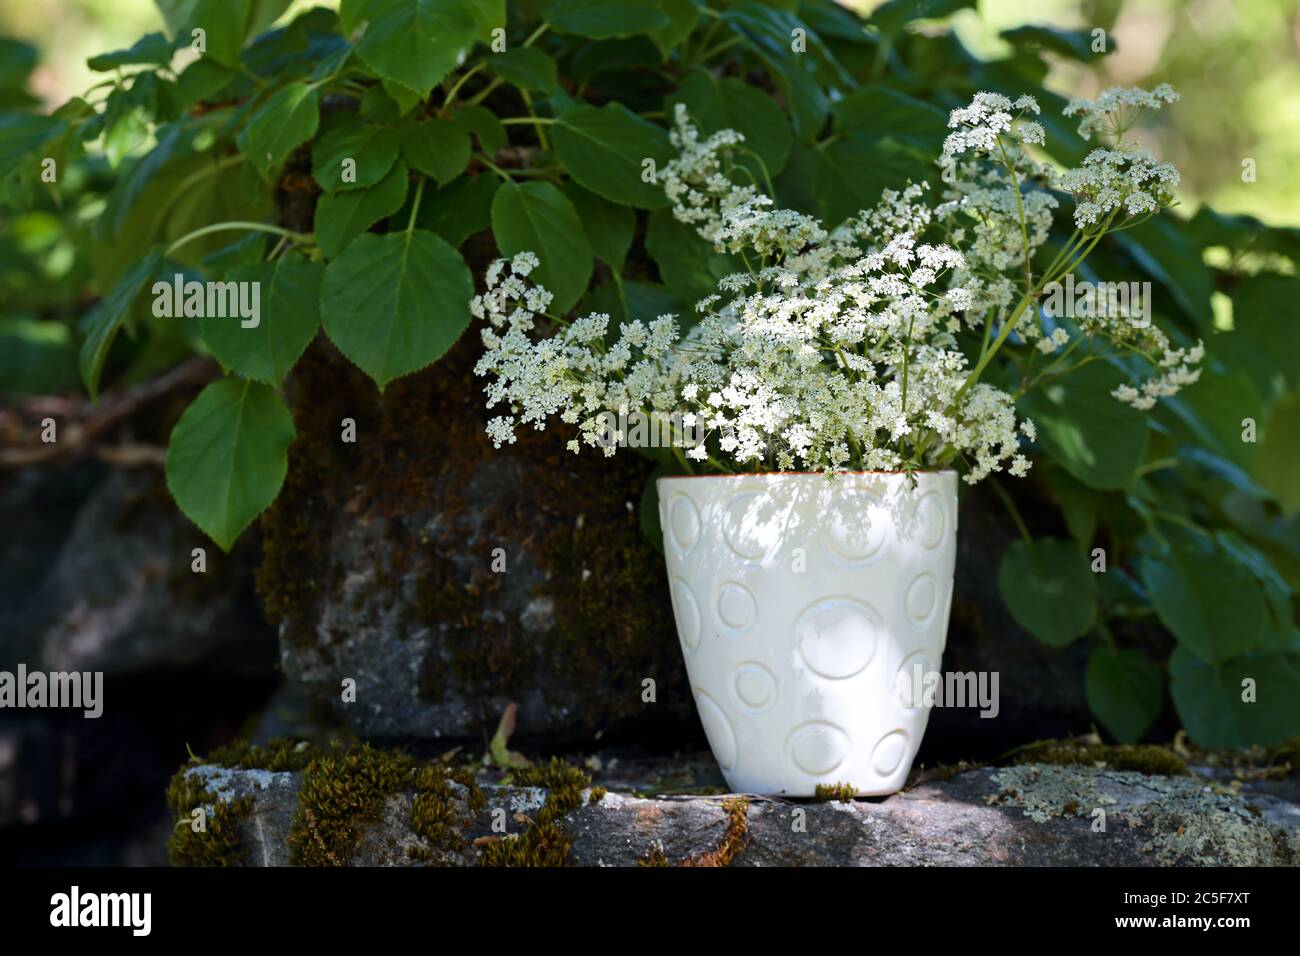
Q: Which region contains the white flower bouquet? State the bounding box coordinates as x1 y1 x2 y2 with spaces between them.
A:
472 84 1199 484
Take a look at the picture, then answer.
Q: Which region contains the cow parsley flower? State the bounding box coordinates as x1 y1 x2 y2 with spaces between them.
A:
472 89 1193 482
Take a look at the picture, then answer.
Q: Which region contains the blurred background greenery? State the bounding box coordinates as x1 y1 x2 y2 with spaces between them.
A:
8 0 1295 224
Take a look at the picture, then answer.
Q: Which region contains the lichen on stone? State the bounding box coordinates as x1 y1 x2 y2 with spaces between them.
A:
990 763 1296 865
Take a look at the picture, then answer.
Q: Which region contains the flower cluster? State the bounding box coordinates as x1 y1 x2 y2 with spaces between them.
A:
474 86 1197 483
1057 147 1180 230
1063 83 1179 141
943 92 1044 158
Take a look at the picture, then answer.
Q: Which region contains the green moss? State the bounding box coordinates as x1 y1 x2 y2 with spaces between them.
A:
407 764 486 863
206 737 317 772
479 757 591 867
1014 742 1187 776
588 786 607 805
287 744 415 866
679 798 749 867
255 342 363 648
813 782 858 803
164 764 254 867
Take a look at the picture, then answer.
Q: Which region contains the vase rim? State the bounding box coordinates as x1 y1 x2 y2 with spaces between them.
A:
658 468 957 481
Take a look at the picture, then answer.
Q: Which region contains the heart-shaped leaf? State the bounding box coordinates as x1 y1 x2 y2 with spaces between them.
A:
165 377 297 551
321 228 474 389
201 255 324 385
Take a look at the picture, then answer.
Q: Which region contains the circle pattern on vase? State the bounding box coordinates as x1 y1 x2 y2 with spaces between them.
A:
818 489 887 563
905 573 938 627
913 491 947 551
733 662 777 712
722 491 784 561
717 582 758 634
670 578 701 653
695 690 737 771
668 493 700 553
871 730 909 776
895 650 932 709
795 598 880 679
787 721 849 776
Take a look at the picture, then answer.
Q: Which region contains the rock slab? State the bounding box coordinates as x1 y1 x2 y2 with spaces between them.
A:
175 760 1300 867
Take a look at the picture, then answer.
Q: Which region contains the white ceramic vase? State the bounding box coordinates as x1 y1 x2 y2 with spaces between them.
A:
657 471 959 796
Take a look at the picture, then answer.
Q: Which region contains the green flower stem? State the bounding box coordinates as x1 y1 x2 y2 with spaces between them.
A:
989 475 1033 544
165 221 306 258
442 62 484 114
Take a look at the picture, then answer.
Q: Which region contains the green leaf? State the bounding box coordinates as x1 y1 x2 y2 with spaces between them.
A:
156 0 253 68
401 119 471 185
1085 646 1162 743
997 537 1098 647
470 0 506 42
165 378 297 552
0 114 66 169
382 79 423 116
1044 464 1100 545
1138 531 1269 665
1018 361 1149 491
488 47 559 94
552 102 672 208
778 134 928 225
580 280 684 327
666 73 793 180
565 183 634 269
645 208 741 308
545 0 670 39
355 0 479 98
0 37 38 90
1209 274 1300 400
490 180 592 314
831 85 947 147
321 229 474 389
415 173 498 247
0 319 80 396
201 256 324 384
649 0 700 56
79 247 164 400
720 3 830 143
1001 25 1110 62
639 466 670 554
241 82 320 179
87 32 177 72
454 104 507 153
1113 216 1213 332
1255 390 1300 515
1170 646 1300 748
312 122 402 192
868 0 974 37
314 159 410 258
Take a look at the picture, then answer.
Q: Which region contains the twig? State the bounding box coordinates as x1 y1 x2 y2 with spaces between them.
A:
0 358 219 468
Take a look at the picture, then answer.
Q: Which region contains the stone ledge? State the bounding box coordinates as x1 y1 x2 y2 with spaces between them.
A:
170 757 1300 867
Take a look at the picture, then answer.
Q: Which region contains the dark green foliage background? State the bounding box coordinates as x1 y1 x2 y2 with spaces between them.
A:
1 0 1298 749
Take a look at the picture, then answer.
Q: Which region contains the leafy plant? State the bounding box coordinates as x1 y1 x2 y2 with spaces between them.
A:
1 0 1298 749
